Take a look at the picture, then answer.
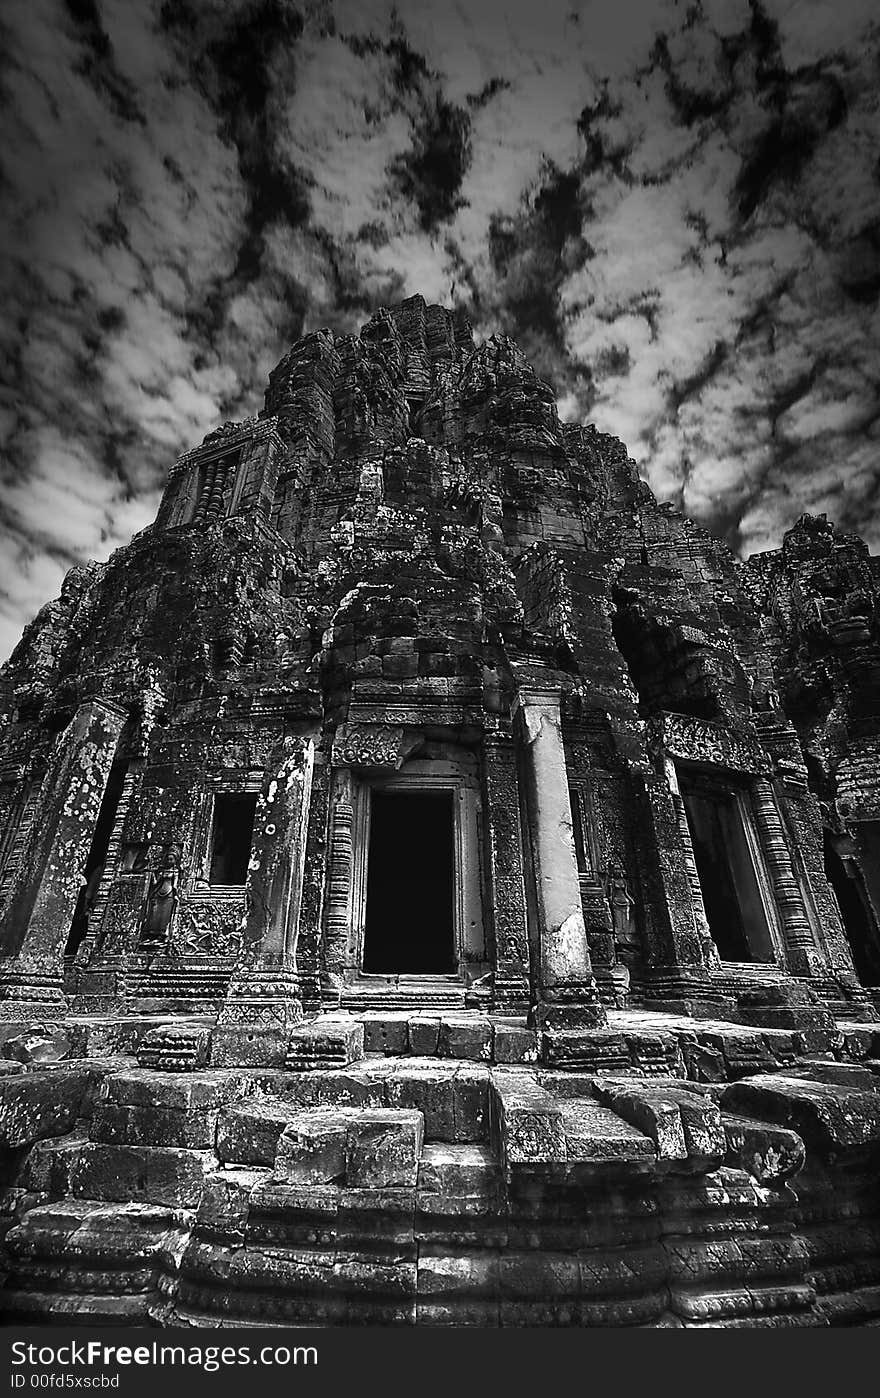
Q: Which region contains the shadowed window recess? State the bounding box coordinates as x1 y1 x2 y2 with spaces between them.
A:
209 793 258 885
363 790 455 974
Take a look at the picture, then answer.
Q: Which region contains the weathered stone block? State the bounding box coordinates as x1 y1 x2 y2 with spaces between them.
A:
438 1017 492 1061
722 1113 805 1183
71 1143 207 1208
216 1099 299 1165
360 1014 408 1056
560 1099 655 1169
102 1069 245 1112
196 1168 267 1237
541 1028 631 1071
273 1110 349 1185
0 1070 90 1149
491 1072 566 1168
386 1062 457 1140
721 1073 880 1151
90 1103 216 1150
346 1109 424 1188
417 1144 498 1196
21 1136 87 1196
136 1024 211 1071
682 1041 727 1083
1 1025 71 1064
286 1017 364 1071
407 1017 441 1056
492 1024 538 1064
450 1066 490 1143
593 1079 687 1161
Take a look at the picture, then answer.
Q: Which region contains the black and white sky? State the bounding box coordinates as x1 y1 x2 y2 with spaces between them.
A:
2 0 879 662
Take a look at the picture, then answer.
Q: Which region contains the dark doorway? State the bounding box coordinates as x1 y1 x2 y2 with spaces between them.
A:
363 790 455 974
210 793 257 884
65 759 127 956
824 829 880 986
680 776 774 963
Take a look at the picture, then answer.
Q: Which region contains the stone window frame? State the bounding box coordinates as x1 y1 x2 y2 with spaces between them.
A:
675 760 787 970
191 779 263 896
168 440 249 529
349 760 485 981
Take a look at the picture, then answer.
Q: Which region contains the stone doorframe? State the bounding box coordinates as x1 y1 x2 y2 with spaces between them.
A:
344 759 486 983
673 761 788 972
651 712 827 980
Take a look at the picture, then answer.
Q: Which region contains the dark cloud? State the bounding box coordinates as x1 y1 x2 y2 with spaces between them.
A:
389 94 472 232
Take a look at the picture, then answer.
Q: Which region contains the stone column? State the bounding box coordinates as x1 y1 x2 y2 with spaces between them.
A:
0 699 126 1018
482 722 530 1015
212 738 315 1066
751 777 821 976
322 766 356 992
514 688 605 1028
295 753 331 1012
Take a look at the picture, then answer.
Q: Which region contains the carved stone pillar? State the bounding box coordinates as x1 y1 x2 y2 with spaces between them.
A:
514 687 605 1028
212 738 314 1066
0 699 126 1018
295 753 331 1011
751 777 821 975
322 766 356 991
482 722 530 1015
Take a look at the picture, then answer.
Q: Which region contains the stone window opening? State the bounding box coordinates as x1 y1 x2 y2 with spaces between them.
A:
191 448 242 525
568 784 597 878
678 769 776 964
209 793 258 887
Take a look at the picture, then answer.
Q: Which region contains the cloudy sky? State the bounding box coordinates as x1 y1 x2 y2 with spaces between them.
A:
1 0 879 662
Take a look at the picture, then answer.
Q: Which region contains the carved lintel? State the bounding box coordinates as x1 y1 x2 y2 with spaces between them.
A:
331 723 418 769
652 712 772 775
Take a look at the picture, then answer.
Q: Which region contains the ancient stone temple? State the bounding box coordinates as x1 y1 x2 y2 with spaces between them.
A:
0 296 879 1326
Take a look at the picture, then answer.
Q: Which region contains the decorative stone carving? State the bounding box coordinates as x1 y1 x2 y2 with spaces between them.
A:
332 722 416 769
750 778 822 976
482 725 530 1014
140 844 181 948
652 713 772 775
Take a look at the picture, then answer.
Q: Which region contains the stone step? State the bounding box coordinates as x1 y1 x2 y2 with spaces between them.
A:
340 982 468 1012
559 1099 655 1170
417 1143 498 1196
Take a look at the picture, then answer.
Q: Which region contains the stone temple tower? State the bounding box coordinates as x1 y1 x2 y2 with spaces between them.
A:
0 298 879 1327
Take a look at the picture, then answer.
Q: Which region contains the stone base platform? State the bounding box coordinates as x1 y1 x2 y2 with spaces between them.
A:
1 1007 879 1326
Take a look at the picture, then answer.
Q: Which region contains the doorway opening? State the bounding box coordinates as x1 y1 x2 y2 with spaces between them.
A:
680 774 775 963
209 793 257 885
362 790 455 974
824 828 880 986
65 759 127 956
